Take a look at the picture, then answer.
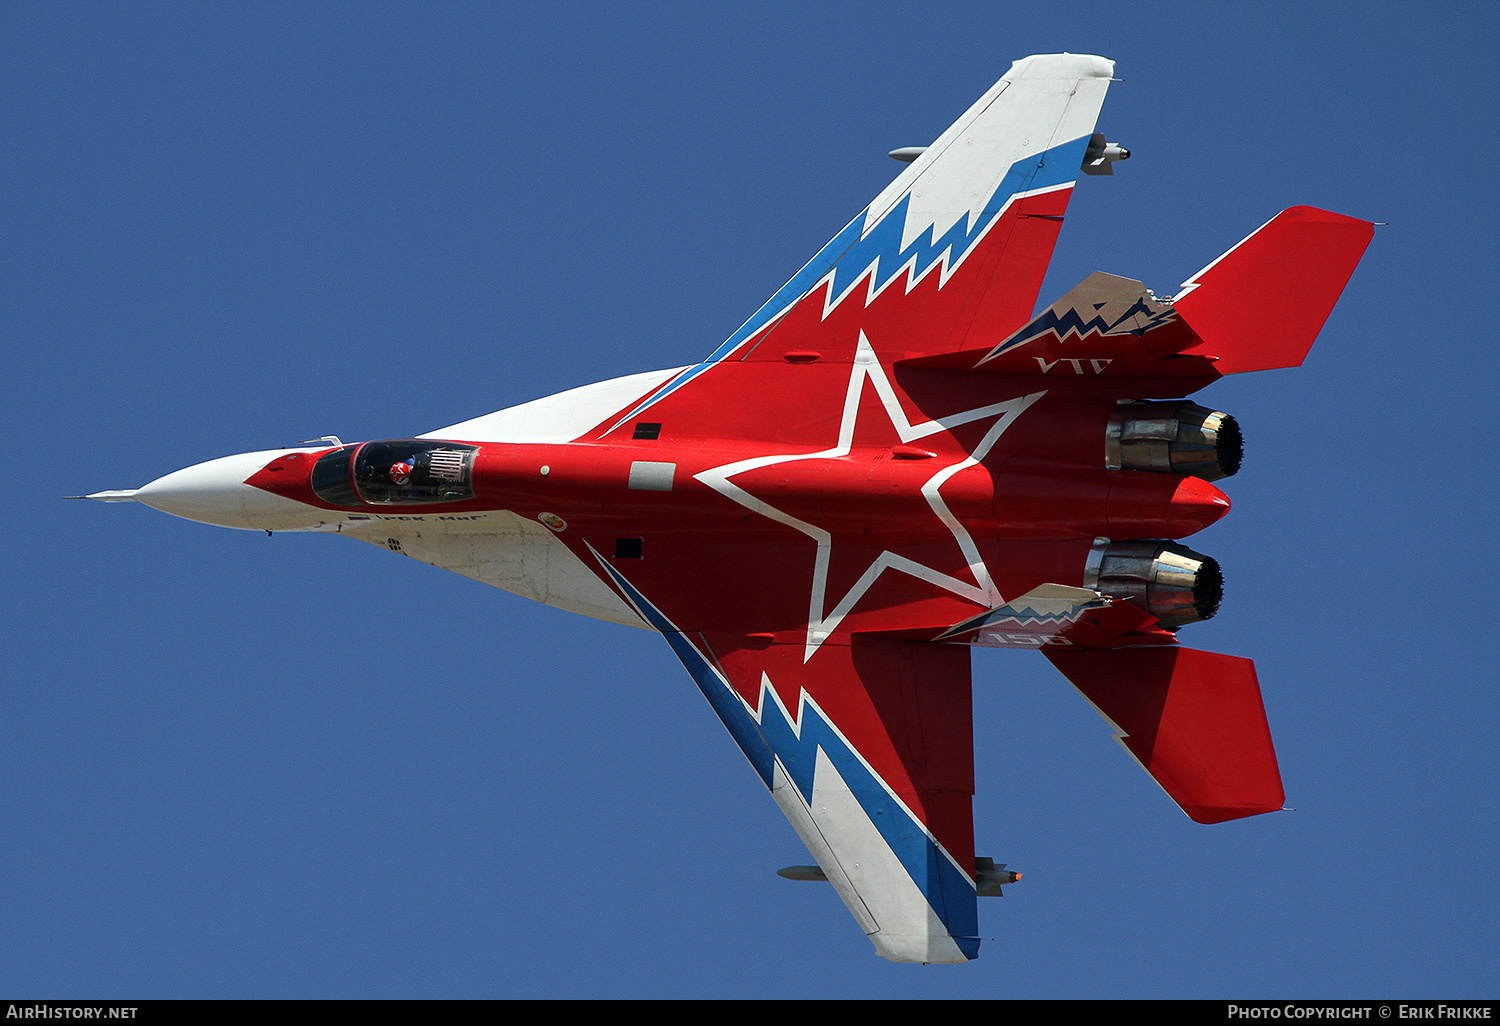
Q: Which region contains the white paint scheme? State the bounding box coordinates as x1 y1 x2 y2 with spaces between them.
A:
1002 581 1102 613
420 367 685 444
769 757 880 935
122 449 650 625
592 569 977 961
134 449 327 531
117 364 689 620
749 673 973 888
791 748 968 964
344 513 648 629
862 53 1114 254
401 370 700 626
965 584 1108 648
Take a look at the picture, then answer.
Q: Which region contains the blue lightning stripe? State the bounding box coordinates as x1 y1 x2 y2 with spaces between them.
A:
988 294 1179 358
606 135 1093 432
592 554 979 957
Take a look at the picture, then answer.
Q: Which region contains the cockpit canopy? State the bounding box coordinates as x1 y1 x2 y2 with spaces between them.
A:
311 440 478 506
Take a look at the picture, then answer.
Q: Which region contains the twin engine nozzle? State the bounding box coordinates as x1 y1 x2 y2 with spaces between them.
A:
1087 540 1223 630
1093 401 1237 629
1107 400 1242 482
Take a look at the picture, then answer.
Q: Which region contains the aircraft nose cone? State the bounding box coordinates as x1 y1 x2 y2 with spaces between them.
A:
135 450 319 530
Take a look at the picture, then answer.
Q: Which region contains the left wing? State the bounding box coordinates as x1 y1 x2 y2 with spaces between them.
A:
595 555 981 963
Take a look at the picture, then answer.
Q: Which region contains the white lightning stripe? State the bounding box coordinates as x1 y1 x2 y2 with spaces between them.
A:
1172 209 1281 301
605 175 1074 438
583 543 975 887
850 180 1079 314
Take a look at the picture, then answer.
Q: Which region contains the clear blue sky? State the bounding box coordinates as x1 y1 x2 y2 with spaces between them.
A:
7 1 1497 998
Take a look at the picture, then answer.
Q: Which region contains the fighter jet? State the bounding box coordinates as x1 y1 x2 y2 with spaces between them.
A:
80 53 1372 963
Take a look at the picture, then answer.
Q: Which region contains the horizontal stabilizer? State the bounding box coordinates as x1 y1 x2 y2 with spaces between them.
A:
1045 646 1284 823
909 206 1371 381
1170 206 1374 373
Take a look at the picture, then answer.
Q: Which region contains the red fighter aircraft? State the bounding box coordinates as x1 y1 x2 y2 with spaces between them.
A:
83 53 1372 963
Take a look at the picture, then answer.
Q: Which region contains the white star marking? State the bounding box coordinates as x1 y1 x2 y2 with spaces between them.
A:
694 332 1045 662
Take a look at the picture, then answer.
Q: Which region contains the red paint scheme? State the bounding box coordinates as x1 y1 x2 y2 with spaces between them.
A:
242 195 1370 875
123 47 1387 961
1047 647 1285 823
250 415 1226 634
907 206 1374 381
246 449 341 505
1174 207 1374 374
702 633 977 877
